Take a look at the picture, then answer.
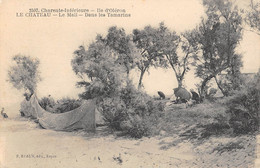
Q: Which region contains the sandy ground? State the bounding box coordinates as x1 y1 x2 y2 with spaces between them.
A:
0 117 259 168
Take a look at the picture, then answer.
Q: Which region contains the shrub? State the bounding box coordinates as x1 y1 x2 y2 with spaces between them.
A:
125 115 151 138
98 82 165 138
39 96 56 112
20 99 36 118
38 96 81 113
226 72 260 134
98 96 128 129
53 97 82 113
217 72 246 96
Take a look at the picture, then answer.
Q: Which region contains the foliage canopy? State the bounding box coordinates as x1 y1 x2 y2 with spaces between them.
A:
8 55 41 96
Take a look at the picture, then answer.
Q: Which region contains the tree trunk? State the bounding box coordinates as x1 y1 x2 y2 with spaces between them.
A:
200 74 215 100
214 76 228 96
171 65 184 88
138 70 145 90
177 78 183 88
125 63 130 79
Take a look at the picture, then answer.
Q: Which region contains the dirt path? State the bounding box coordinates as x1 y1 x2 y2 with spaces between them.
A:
0 119 197 168
0 118 259 168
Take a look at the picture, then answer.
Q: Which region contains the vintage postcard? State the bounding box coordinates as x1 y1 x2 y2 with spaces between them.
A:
0 0 259 167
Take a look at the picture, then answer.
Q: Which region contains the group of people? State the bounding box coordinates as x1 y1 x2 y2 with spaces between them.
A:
157 87 201 105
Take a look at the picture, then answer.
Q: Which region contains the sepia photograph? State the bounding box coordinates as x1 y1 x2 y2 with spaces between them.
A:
0 0 259 167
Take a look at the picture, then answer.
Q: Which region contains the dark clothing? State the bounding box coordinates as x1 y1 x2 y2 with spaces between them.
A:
191 91 200 103
158 91 166 99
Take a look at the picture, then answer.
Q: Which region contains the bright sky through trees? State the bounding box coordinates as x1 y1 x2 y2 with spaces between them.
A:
0 0 259 111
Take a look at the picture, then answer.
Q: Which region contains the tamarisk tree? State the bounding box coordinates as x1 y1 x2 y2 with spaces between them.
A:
97 26 138 76
8 55 41 98
192 0 243 97
132 23 168 89
160 24 199 88
245 0 260 35
71 27 132 99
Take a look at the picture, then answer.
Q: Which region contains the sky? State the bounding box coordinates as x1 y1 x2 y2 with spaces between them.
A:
0 0 259 116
